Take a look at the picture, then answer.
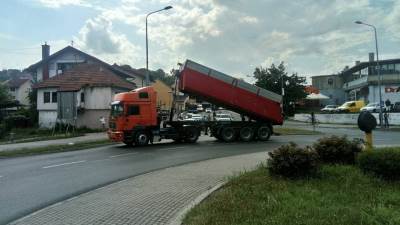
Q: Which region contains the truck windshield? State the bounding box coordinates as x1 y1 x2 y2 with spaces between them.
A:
111 103 124 117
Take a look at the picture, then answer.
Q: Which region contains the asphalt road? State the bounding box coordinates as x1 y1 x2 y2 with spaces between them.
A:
0 125 399 224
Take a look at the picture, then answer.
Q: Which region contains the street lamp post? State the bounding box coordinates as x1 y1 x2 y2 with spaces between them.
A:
355 21 383 128
145 6 173 86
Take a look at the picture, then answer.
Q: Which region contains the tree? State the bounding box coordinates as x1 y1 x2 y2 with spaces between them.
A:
0 84 13 108
252 62 307 115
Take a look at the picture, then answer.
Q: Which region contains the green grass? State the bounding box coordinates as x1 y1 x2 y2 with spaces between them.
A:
274 127 321 135
0 139 113 158
0 127 104 144
183 165 400 225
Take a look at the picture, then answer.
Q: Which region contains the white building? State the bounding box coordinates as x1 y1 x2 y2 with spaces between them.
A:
27 44 144 128
34 64 136 128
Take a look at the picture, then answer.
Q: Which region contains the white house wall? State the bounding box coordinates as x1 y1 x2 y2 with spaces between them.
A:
17 81 31 106
83 87 112 109
37 88 58 110
38 110 57 128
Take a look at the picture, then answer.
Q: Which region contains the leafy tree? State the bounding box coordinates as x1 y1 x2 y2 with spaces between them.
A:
149 69 175 86
27 87 38 124
253 62 307 115
0 84 13 108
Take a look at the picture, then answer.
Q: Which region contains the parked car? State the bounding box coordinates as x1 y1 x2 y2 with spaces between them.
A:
205 108 212 113
196 104 204 112
321 105 338 112
184 113 203 121
336 101 365 113
393 102 400 112
214 113 232 121
360 102 384 113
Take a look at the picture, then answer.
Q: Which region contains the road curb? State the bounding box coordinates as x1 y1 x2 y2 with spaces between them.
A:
168 182 226 225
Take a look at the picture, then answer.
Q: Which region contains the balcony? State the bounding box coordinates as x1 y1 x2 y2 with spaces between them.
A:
343 76 368 90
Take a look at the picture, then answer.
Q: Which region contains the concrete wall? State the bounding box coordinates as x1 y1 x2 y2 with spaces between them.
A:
152 80 172 110
294 113 400 125
38 110 57 128
76 109 110 129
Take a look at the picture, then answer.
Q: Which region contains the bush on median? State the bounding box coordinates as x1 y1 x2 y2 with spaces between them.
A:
357 148 400 181
267 142 320 178
313 135 363 165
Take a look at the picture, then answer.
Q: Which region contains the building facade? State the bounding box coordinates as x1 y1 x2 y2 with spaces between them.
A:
341 53 400 104
311 74 345 105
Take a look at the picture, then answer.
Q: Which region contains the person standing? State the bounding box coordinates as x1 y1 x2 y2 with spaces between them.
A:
385 99 391 112
384 111 389 128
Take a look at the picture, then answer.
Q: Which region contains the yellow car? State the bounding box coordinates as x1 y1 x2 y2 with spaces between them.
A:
337 101 365 113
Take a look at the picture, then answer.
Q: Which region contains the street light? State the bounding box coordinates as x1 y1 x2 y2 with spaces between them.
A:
355 20 383 128
145 6 173 86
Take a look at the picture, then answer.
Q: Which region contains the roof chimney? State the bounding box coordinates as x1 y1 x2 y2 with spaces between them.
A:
369 52 374 62
355 61 360 65
42 42 50 80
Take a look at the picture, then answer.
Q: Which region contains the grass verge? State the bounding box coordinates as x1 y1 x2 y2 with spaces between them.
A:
0 139 114 158
0 133 84 145
274 127 321 135
183 165 400 225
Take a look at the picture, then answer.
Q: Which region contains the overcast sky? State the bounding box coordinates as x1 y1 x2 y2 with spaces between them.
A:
1 0 399 82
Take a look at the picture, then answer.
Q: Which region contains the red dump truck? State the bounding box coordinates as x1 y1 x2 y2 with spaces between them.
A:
108 60 283 146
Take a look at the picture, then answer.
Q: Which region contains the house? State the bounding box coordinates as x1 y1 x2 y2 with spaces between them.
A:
151 79 173 111
33 63 136 128
26 43 149 129
311 75 345 105
26 44 145 86
3 76 32 107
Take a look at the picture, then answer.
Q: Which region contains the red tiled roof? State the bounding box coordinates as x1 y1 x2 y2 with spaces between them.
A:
305 85 319 94
33 64 136 91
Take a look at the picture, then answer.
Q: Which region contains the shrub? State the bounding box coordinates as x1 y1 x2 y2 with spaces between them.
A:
4 115 31 130
267 142 320 178
357 148 400 180
313 135 363 164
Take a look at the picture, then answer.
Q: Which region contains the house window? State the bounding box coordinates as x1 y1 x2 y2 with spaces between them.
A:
10 87 16 92
139 92 149 99
80 92 85 102
52 92 57 103
44 92 50 103
57 63 76 74
127 105 140 115
327 78 333 86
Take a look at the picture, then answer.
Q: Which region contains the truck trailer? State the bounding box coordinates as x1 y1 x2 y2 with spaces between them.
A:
108 60 283 146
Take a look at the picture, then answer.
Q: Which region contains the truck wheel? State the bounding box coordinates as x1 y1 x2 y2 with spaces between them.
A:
221 127 236 142
239 127 254 142
184 127 200 143
257 126 271 141
135 131 149 146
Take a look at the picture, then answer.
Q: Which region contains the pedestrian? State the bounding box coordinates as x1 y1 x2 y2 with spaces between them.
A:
99 116 106 130
385 99 391 112
384 112 389 128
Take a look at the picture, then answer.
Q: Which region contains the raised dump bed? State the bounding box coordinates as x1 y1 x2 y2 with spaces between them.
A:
178 60 283 125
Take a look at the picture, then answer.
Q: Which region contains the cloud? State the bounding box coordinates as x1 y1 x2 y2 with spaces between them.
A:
37 0 91 8
71 0 399 79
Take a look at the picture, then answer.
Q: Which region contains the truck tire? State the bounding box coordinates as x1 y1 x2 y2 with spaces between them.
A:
257 125 271 141
184 127 200 143
135 131 149 146
239 126 254 142
221 127 236 142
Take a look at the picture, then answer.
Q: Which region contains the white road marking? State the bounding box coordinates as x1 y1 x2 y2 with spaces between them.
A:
109 152 139 158
42 160 86 169
160 147 185 151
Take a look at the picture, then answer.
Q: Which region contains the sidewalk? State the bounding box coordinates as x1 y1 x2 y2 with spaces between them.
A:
0 132 108 152
9 151 267 225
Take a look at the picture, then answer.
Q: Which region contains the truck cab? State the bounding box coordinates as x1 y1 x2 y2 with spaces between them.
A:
108 86 158 145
